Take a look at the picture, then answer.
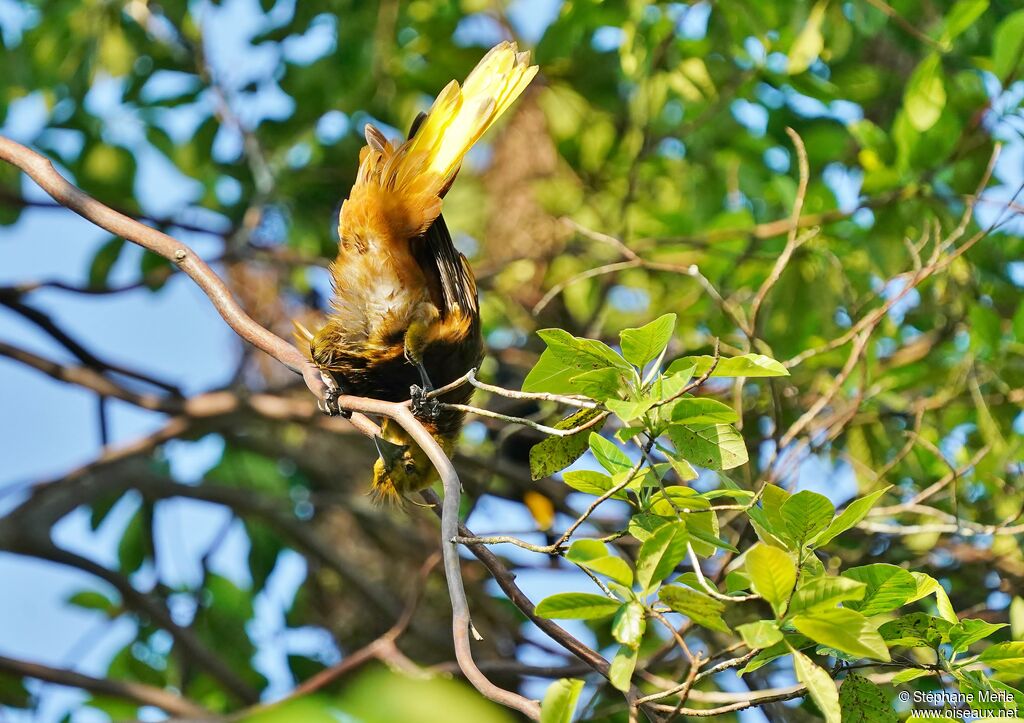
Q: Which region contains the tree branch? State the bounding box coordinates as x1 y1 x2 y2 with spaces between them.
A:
0 654 211 718
0 136 343 422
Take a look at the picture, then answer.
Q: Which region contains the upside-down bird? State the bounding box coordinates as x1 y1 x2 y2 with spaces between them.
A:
297 42 538 501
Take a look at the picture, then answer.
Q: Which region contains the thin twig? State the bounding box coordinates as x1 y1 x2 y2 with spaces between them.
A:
748 129 812 334
440 402 608 437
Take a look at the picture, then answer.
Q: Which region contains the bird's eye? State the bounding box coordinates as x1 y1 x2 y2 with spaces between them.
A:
405 462 416 474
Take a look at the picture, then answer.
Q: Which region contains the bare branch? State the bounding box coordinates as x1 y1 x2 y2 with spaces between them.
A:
748 128 812 333
0 654 211 718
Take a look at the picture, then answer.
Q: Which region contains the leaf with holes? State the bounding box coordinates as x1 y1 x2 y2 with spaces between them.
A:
528 408 607 480
839 674 897 722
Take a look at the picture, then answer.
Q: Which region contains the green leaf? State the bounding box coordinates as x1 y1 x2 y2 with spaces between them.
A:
948 619 1008 654
620 313 676 368
939 0 988 46
979 642 1024 676
646 486 711 516
762 484 792 525
540 678 585 723
570 368 630 402
635 521 689 594
66 590 119 616
737 620 784 648
814 487 891 546
839 673 897 722
88 237 126 288
1011 596 1024 641
117 505 150 575
791 647 841 723
740 633 812 674
788 576 867 615
878 613 952 648
535 592 621 620
529 408 607 480
685 515 737 555
781 491 835 546
701 486 755 502
605 397 655 423
748 485 795 549
843 564 917 617
522 328 630 395
589 432 633 475
667 353 789 378
746 543 797 617
628 513 670 542
660 585 730 634
908 573 958 623
0 672 30 709
788 1 826 75
562 470 629 499
665 453 699 482
139 251 172 291
791 608 891 661
566 539 634 586
668 423 748 470
903 53 945 132
993 10 1024 80
609 644 638 692
612 601 646 648
668 397 739 425
522 348 582 395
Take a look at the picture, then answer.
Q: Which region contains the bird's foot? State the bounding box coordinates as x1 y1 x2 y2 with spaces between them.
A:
318 371 351 418
410 384 441 422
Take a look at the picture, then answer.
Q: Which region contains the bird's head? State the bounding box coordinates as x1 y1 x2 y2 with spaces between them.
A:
371 419 440 502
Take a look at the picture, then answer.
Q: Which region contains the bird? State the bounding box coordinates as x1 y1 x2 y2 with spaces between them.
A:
297 41 538 501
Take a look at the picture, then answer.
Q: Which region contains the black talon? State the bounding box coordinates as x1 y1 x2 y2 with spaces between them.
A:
410 383 441 421
320 371 352 418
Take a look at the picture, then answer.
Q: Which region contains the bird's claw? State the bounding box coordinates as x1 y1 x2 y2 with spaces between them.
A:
410 384 441 421
319 372 351 418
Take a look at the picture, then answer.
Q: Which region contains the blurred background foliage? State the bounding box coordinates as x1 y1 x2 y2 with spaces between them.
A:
1 0 1023 720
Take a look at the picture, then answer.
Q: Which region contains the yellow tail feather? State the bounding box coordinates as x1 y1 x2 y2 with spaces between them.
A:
341 41 537 240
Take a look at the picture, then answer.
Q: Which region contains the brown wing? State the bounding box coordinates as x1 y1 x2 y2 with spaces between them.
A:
412 213 478 321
